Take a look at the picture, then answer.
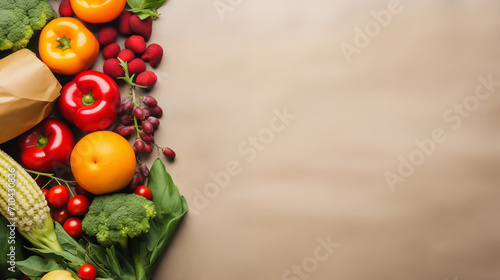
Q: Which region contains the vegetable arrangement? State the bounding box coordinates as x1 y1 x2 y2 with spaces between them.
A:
0 0 187 279
0 0 56 52
1 149 187 280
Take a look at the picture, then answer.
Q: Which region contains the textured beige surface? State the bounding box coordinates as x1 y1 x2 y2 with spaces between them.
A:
50 0 500 279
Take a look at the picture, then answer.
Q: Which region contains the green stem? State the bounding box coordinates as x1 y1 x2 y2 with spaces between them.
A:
82 92 95 106
26 169 76 196
134 253 144 280
56 36 71 51
36 135 48 148
131 86 142 140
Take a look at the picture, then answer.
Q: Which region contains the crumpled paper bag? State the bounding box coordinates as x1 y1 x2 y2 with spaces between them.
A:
0 49 61 144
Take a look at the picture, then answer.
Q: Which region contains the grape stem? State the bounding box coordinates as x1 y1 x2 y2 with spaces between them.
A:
118 58 146 141
131 86 142 140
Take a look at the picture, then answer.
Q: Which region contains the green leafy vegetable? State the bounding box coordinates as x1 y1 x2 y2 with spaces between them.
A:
127 0 167 19
0 0 57 51
141 158 188 273
17 256 64 279
0 215 27 279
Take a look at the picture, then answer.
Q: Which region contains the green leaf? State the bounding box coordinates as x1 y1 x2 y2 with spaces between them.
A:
148 196 188 264
17 255 64 278
143 0 167 9
139 158 188 277
54 222 85 258
127 0 145 9
127 0 165 19
87 243 109 269
147 159 186 220
0 215 27 279
105 246 121 273
85 243 117 279
26 247 85 266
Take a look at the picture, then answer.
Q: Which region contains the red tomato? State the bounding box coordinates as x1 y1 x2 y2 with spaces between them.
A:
134 185 152 200
51 207 70 224
48 185 70 208
78 264 97 280
41 188 49 201
67 195 90 216
63 217 83 238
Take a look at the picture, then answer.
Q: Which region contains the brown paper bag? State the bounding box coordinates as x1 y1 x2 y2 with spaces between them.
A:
0 49 61 144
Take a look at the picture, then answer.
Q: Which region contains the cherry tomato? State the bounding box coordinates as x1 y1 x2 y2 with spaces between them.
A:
41 188 49 201
67 195 90 216
63 217 83 238
47 185 70 208
134 185 152 200
51 207 70 224
78 264 97 280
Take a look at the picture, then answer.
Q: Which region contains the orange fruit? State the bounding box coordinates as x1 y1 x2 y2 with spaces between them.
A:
70 131 136 195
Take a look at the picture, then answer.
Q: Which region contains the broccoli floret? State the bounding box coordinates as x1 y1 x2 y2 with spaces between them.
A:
0 0 56 51
82 193 157 248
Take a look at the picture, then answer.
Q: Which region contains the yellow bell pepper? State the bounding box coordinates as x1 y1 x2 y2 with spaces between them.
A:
70 0 127 23
38 17 99 75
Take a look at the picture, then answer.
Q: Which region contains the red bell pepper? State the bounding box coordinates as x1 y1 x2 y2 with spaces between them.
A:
59 70 121 132
19 118 75 172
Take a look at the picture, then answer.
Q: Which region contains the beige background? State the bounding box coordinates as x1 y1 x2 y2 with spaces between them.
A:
57 0 500 279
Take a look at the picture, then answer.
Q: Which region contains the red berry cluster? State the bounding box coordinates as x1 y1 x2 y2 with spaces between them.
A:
99 11 162 89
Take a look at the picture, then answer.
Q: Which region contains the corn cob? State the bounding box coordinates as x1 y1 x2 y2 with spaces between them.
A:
0 148 63 251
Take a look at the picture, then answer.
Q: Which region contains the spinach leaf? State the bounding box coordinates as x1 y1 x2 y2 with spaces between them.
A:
139 158 188 278
16 255 64 278
26 247 85 266
54 221 86 258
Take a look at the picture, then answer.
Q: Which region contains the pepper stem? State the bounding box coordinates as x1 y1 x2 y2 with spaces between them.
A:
56 36 71 51
36 135 48 148
82 93 95 106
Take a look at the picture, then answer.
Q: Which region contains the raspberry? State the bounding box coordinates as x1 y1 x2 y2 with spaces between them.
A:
129 15 153 40
136 71 157 89
117 49 135 62
103 42 120 59
97 26 117 45
124 35 146 54
128 58 146 76
118 10 133 36
103 58 124 79
58 0 73 17
141 44 163 68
